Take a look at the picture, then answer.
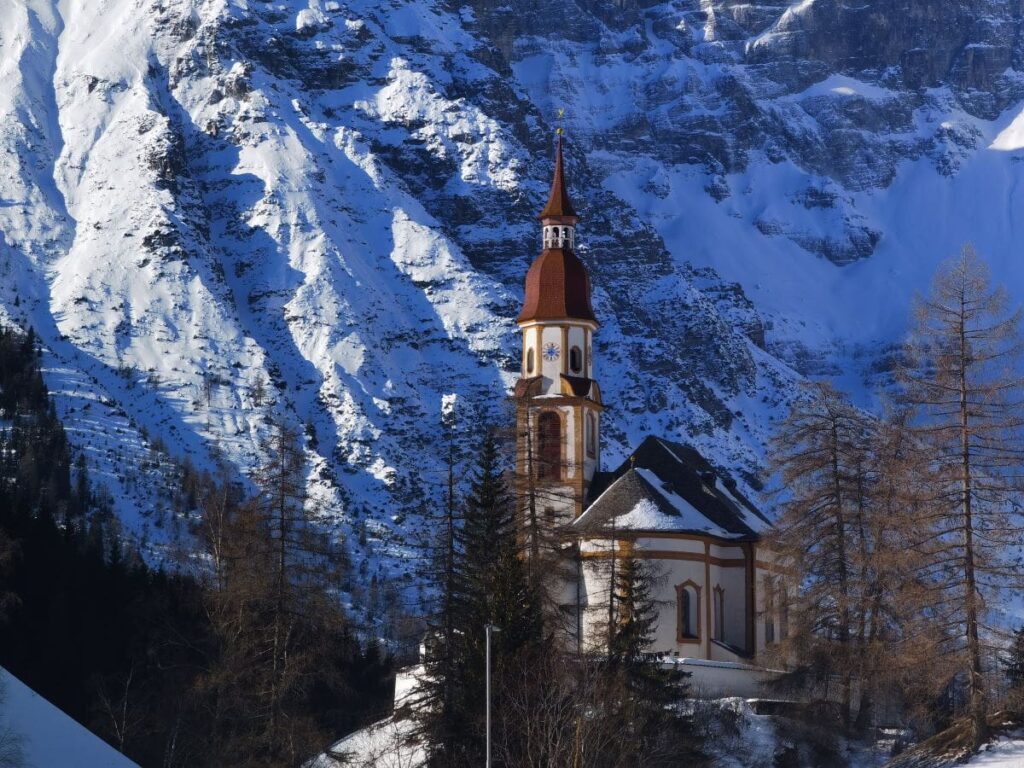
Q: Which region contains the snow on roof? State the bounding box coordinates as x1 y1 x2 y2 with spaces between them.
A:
0 667 140 768
612 496 685 532
633 468 733 537
574 436 769 539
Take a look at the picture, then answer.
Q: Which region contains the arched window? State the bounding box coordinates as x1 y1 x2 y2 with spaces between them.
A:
569 345 582 374
526 347 535 375
586 412 597 458
676 582 700 640
681 590 692 636
764 577 776 645
713 586 725 642
537 411 561 480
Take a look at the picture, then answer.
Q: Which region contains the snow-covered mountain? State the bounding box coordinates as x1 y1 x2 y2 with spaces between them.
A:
3 0 1024 580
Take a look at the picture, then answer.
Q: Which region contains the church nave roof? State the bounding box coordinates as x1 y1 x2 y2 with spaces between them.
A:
573 436 770 540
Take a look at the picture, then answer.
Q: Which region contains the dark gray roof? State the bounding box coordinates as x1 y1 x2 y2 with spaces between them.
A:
573 436 769 540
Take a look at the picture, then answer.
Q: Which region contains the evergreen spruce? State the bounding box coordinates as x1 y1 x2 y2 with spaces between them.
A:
410 407 469 768
607 555 693 765
415 427 543 766
455 430 542 764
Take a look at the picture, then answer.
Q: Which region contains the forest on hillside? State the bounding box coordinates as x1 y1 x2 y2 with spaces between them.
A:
0 325 392 767
3 248 1024 768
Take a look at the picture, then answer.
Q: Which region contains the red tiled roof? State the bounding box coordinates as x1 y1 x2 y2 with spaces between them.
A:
517 247 596 324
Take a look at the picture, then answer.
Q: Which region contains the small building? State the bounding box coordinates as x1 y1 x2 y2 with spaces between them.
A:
512 137 789 670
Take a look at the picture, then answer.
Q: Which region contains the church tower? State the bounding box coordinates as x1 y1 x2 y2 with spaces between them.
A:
515 136 603 524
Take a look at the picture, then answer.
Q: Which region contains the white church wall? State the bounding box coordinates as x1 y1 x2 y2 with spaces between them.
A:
567 326 586 375
707 561 748 651
634 536 705 555
563 406 577 479
542 481 577 524
579 537 759 661
652 558 707 655
579 556 608 652
752 551 795 657
541 326 562 383
707 544 744 560
672 659 776 699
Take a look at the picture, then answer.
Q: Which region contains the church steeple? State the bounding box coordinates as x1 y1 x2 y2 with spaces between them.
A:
514 134 603 522
518 137 596 325
540 135 577 221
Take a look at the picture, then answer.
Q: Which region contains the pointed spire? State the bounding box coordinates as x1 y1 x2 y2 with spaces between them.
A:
539 135 577 220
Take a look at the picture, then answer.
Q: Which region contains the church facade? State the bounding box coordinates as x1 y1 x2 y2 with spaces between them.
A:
513 138 787 668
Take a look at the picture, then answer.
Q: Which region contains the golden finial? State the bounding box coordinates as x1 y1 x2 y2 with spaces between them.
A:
555 107 565 136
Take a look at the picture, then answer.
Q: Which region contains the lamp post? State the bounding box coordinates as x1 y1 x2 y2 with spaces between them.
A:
486 623 501 768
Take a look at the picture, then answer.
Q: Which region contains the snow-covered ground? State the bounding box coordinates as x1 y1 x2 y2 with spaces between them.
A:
315 693 899 768
964 734 1024 767
0 667 140 768
311 715 423 768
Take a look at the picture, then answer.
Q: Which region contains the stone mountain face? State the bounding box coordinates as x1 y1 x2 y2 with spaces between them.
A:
3 0 1024 583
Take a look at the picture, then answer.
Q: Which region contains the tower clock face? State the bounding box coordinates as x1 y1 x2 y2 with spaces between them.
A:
543 342 560 361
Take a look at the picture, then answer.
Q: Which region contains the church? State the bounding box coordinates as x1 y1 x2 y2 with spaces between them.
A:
512 137 787 675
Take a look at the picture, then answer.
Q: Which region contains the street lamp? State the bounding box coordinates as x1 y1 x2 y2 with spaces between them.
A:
486 623 502 768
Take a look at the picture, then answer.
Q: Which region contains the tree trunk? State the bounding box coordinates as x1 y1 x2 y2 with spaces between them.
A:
958 299 988 749
830 420 852 728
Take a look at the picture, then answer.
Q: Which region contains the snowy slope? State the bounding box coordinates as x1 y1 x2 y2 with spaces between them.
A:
3 0 1024 591
0 667 140 768
965 736 1024 768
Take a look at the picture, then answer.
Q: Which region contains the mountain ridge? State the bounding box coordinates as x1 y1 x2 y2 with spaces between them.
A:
2 0 1023 581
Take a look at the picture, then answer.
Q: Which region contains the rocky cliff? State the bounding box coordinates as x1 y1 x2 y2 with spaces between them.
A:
2 0 1023 587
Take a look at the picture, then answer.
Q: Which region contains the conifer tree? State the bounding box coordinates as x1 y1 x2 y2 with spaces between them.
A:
455 430 542 763
607 555 691 764
900 246 1024 749
408 405 469 768
461 430 542 653
414 426 543 766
